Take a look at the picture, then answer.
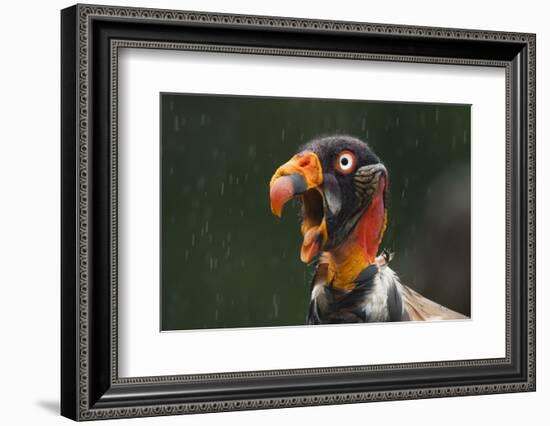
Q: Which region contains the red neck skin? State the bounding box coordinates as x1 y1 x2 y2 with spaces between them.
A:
354 176 387 263
324 176 387 291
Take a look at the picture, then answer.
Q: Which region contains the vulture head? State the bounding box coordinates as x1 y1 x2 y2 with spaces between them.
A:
269 135 388 268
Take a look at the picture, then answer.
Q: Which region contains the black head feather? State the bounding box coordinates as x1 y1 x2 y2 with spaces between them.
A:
298 135 386 250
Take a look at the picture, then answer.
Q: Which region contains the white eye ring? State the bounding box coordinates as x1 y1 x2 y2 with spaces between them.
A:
335 151 356 174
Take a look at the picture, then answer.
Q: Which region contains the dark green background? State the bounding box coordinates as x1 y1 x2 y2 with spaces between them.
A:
161 93 471 331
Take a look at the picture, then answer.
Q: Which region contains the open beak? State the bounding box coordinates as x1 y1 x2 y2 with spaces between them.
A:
269 151 328 263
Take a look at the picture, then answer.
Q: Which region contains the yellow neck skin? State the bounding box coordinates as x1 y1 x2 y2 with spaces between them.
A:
322 207 387 292
323 242 373 292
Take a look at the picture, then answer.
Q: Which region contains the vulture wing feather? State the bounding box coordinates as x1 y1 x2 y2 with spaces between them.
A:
401 285 467 321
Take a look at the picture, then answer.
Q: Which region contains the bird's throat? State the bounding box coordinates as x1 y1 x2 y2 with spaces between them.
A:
325 184 387 292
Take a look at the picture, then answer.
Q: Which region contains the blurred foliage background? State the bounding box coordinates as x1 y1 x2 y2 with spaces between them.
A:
161 93 471 331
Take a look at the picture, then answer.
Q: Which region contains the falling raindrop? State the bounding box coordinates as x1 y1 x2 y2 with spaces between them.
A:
281 129 286 142
205 220 209 233
228 174 233 185
395 117 400 127
169 167 174 176
191 233 196 247
200 114 206 126
272 295 279 318
248 144 256 159
184 249 189 261
415 139 419 148
236 176 239 185
174 115 180 132
196 177 206 190
220 182 225 196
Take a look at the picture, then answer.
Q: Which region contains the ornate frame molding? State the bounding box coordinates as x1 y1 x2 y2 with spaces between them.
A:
61 4 536 421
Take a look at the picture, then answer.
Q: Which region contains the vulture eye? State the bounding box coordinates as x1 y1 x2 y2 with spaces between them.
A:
335 150 356 174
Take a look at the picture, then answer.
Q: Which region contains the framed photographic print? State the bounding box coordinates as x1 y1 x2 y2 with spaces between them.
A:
61 4 536 421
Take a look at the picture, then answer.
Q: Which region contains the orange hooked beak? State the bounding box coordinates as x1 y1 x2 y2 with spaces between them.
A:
269 151 328 263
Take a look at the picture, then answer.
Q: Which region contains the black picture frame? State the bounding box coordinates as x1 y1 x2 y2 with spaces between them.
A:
61 4 536 421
